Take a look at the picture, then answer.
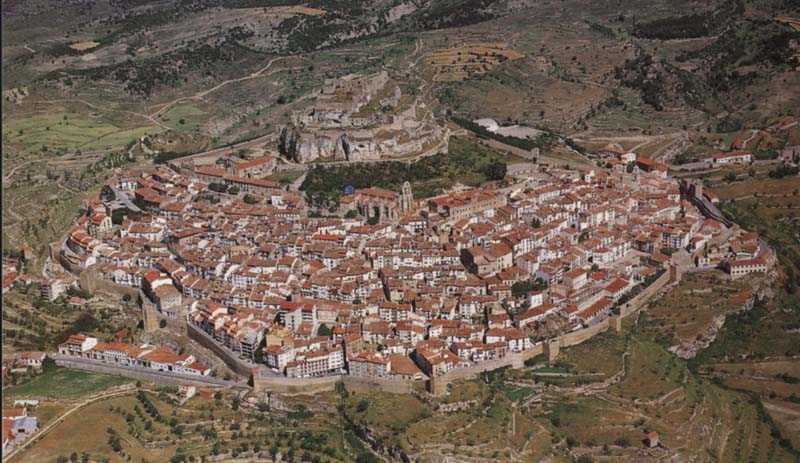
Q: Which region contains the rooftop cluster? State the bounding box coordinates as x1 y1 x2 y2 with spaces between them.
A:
55 153 771 381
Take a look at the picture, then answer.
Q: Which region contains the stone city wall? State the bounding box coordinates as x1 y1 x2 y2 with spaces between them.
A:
252 374 340 395
472 136 537 160
619 270 672 318
252 373 420 395
187 323 256 378
429 344 544 395
557 318 610 349
342 375 418 395
79 267 139 299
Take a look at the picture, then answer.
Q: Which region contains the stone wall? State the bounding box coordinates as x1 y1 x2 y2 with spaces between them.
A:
79 269 139 299
556 318 610 349
252 374 341 395
428 345 544 395
252 373 420 395
619 269 672 318
473 137 537 160
342 375 418 395
187 323 255 378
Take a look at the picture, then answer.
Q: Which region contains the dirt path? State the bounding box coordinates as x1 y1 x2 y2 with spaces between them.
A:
739 129 760 150
38 97 171 130
764 401 800 417
148 56 291 118
2 160 38 182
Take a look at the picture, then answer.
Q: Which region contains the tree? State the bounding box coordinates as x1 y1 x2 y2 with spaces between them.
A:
42 356 57 372
208 182 227 193
111 208 127 225
317 323 332 337
243 194 259 204
356 399 369 413
483 161 507 181
227 185 240 195
724 171 737 183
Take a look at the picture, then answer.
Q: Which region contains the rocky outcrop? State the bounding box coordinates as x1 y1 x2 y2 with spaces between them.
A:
279 122 444 163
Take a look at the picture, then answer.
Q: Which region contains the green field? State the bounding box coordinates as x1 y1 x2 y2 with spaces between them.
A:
3 112 160 157
159 102 209 133
6 367 132 399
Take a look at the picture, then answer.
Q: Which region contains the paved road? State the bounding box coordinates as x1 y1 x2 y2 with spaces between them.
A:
109 186 141 212
53 355 240 388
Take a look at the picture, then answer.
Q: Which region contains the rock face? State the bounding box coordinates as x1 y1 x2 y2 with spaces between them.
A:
384 1 419 23
279 70 448 164
279 127 376 163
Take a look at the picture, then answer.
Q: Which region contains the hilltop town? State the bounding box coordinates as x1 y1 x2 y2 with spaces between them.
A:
33 144 774 391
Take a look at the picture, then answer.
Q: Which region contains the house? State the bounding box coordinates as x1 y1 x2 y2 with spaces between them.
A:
264 344 296 372
230 155 277 179
40 278 67 301
2 407 38 451
644 431 659 448
285 346 345 378
11 352 46 370
515 303 557 328
726 258 767 279
153 284 182 318
576 296 613 325
712 151 752 165
58 334 98 356
563 267 588 291
484 327 531 352
348 351 391 378
461 243 514 277
387 354 425 380
603 277 630 301
528 290 545 308
635 156 668 177
413 347 461 377
87 212 113 237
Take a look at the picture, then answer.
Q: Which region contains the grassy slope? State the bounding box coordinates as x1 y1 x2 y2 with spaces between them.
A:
5 367 131 399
